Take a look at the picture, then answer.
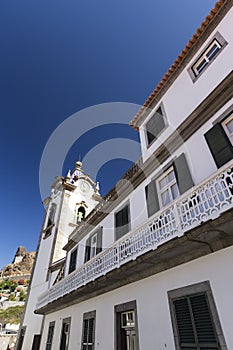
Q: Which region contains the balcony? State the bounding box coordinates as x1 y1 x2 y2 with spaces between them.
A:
36 161 233 313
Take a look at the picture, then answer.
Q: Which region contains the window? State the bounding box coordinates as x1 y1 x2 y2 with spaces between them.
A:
31 334 41 350
145 105 167 146
44 204 56 238
189 32 227 81
205 116 233 168
193 39 221 76
90 233 97 259
59 318 71 350
68 248 77 274
77 206 86 223
121 311 135 328
81 311 96 350
46 322 55 350
156 167 179 207
115 300 139 350
145 153 194 217
168 281 227 350
222 113 233 145
84 227 103 263
17 327 26 350
115 204 130 240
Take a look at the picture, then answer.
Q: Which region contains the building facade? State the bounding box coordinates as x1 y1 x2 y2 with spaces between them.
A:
18 0 233 349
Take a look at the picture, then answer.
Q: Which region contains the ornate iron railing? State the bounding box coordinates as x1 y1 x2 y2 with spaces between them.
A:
37 162 233 310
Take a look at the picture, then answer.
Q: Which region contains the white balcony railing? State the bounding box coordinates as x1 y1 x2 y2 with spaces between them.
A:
37 162 233 310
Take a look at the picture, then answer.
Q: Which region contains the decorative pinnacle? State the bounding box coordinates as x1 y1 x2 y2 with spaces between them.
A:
66 169 71 178
75 160 82 169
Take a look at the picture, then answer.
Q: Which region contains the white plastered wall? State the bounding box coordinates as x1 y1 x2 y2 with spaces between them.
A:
140 6 233 163
40 246 233 350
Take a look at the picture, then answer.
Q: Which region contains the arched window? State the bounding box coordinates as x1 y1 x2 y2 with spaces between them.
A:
77 206 86 223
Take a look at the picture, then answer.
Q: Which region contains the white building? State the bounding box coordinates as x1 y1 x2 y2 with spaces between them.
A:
17 0 233 349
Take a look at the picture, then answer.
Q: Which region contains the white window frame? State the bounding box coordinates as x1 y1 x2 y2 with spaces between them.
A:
156 166 179 208
59 318 71 350
188 32 227 82
121 311 135 328
222 113 233 145
46 322 55 350
81 311 96 350
192 39 221 76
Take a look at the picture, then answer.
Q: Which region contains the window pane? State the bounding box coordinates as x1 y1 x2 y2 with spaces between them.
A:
159 176 167 190
206 43 220 61
83 320 88 343
167 170 175 182
69 249 77 274
226 119 233 133
171 183 179 200
88 318 94 343
196 59 208 73
161 189 171 206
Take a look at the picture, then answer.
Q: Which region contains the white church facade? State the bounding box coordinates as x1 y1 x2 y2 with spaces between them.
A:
17 0 233 349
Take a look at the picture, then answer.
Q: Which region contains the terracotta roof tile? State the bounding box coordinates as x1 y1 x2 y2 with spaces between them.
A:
130 0 227 130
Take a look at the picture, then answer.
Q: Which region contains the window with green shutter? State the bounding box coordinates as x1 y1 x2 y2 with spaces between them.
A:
168 281 227 350
145 153 194 217
173 293 219 349
84 227 103 263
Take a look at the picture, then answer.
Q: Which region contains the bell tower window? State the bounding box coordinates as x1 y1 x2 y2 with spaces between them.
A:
77 206 86 223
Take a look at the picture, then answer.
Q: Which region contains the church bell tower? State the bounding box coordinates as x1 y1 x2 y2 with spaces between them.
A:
18 159 102 350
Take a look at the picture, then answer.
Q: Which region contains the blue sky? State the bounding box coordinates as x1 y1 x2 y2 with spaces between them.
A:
0 0 217 269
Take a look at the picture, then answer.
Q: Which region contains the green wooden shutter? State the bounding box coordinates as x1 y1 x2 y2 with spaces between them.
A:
174 298 195 345
84 238 91 263
115 205 129 240
146 107 166 145
96 227 103 255
145 181 160 217
173 153 194 195
173 293 219 349
69 249 77 274
204 123 233 168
